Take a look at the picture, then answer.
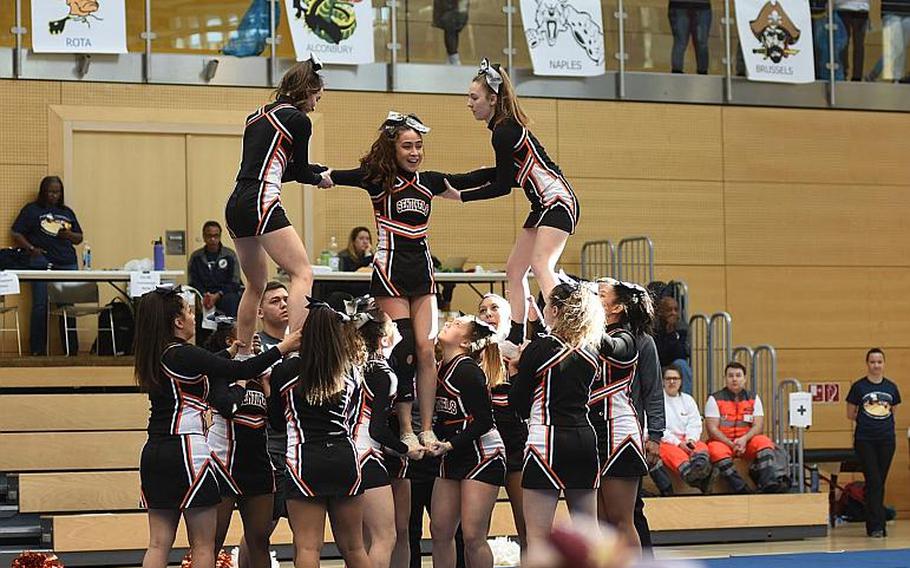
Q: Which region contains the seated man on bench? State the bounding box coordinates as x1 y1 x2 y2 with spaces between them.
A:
650 364 712 495
705 361 786 493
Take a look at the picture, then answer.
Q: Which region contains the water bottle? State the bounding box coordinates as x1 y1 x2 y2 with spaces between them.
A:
153 238 165 271
328 235 340 271
82 245 92 270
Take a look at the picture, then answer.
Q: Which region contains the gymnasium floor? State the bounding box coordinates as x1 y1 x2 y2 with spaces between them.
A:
309 521 910 568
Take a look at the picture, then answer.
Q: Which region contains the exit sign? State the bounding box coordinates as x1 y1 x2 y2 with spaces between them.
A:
809 383 840 403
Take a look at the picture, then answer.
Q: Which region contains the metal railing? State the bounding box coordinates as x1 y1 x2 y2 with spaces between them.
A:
616 236 654 285
774 378 806 493
668 280 689 324
4 0 903 112
580 240 616 281
689 311 732 408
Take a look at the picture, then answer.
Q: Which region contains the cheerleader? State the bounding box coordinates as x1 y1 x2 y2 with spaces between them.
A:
268 299 370 568
593 279 655 550
448 59 580 357
133 285 299 568
477 293 528 548
430 316 506 568
350 297 426 568
325 111 494 448
508 282 604 558
225 56 332 356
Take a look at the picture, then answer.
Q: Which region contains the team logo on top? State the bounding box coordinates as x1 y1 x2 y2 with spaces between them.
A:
396 198 430 217
862 392 894 420
49 0 102 34
39 213 73 236
749 1 801 63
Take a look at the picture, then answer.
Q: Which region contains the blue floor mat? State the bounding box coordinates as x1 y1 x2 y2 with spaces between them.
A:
700 549 910 568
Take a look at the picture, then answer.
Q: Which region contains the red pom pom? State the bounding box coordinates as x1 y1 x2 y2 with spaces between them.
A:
179 549 232 568
10 552 64 568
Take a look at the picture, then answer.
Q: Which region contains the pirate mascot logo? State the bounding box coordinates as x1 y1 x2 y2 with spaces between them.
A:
292 0 358 44
749 1 800 63
49 0 102 34
525 0 605 65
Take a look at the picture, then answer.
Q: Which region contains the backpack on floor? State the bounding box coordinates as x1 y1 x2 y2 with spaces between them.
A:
93 298 135 356
836 481 866 521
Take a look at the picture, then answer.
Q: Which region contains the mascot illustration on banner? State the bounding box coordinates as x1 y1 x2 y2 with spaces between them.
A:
749 1 801 63
525 0 604 65
292 0 358 44
49 0 102 34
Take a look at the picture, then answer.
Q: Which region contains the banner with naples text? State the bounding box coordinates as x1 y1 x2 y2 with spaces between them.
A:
734 0 815 83
283 0 375 65
31 0 127 54
519 0 606 77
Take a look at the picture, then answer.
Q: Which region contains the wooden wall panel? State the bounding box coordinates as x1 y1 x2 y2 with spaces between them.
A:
0 80 59 166
565 179 725 266
556 101 723 181
726 267 910 349
0 164 49 248
653 265 727 315
722 106 910 185
725 182 910 267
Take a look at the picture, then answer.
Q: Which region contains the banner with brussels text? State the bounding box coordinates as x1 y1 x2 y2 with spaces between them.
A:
734 0 815 83
283 0 375 65
519 0 606 77
31 0 127 54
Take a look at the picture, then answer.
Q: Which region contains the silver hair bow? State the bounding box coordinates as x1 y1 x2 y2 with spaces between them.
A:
344 295 380 329
383 111 431 134
478 58 503 94
308 52 324 73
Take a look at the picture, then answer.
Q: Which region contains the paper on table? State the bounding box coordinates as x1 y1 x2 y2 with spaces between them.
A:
129 271 161 298
0 272 21 295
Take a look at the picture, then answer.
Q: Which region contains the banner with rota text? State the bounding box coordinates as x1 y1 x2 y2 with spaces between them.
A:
519 0 605 77
31 0 127 54
283 0 374 65
734 0 815 83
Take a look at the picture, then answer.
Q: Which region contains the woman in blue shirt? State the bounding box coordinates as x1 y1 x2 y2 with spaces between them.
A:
846 348 901 538
11 176 84 355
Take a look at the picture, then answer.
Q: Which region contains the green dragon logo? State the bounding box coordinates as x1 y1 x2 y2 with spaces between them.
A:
292 0 358 44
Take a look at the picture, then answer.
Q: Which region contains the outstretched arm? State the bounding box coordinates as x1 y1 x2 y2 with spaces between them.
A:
460 123 521 202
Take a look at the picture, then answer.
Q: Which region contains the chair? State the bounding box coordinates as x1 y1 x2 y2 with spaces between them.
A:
0 295 22 356
46 282 116 356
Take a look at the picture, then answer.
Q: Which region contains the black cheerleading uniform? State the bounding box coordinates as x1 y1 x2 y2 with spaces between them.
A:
460 117 579 234
590 324 645 478
208 360 275 497
509 334 601 490
352 358 410 491
271 357 363 498
226 97 326 238
434 355 506 486
490 380 528 473
330 168 493 297
139 341 282 510
258 331 291 518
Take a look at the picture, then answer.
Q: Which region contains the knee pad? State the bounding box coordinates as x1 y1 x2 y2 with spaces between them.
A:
390 318 416 385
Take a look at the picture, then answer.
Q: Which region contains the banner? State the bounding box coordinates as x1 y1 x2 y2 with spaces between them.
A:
31 0 127 54
519 0 605 77
283 0 374 65
734 0 815 83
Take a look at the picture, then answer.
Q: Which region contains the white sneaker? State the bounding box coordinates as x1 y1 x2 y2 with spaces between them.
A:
447 53 461 65
400 432 420 451
418 430 439 447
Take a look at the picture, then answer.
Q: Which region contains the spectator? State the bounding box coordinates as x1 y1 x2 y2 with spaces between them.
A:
668 0 712 74
188 221 242 317
337 226 374 272
257 281 289 347
881 0 910 82
836 0 869 81
653 296 692 394
433 0 469 65
812 0 847 80
650 365 712 496
704 361 781 494
847 348 901 538
10 175 83 356
329 226 373 298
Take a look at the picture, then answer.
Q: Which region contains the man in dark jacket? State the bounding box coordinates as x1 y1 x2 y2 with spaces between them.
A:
188 221 242 317
631 332 665 552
